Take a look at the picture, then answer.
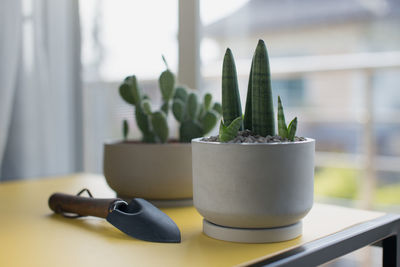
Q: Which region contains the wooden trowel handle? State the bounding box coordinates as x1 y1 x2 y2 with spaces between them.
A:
49 193 123 219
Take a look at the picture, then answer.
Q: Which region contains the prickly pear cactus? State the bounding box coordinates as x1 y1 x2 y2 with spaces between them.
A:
172 87 221 142
118 56 221 143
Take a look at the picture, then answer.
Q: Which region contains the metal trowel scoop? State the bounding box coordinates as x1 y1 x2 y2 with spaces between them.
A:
48 189 181 243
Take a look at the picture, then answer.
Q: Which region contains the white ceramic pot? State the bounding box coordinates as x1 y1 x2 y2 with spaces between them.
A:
103 142 192 203
192 138 315 242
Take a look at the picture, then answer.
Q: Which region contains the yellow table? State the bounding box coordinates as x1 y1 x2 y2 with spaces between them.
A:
0 174 396 267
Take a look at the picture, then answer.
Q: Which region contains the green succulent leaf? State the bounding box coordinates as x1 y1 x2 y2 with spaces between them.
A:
161 101 169 116
142 132 156 143
202 110 218 135
172 99 185 122
119 76 141 105
204 93 212 110
122 119 129 140
198 104 205 120
243 55 254 130
125 76 141 105
187 93 199 120
277 96 288 139
151 111 169 143
180 120 203 143
222 48 243 129
119 83 135 105
135 105 150 134
212 102 222 114
159 70 175 101
142 99 152 115
173 86 188 102
219 116 243 142
135 105 155 143
287 117 298 141
251 40 275 136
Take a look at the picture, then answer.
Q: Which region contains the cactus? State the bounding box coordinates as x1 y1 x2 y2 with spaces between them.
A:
151 111 169 143
172 87 221 143
219 40 298 142
118 57 221 143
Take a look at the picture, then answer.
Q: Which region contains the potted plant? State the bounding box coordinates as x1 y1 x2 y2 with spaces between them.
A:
104 57 221 206
192 40 315 242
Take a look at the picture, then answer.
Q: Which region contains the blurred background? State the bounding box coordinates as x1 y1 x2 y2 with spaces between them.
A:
82 0 400 214
1 0 400 212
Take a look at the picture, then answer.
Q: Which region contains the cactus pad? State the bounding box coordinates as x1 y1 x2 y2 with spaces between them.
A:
180 120 203 143
151 111 169 143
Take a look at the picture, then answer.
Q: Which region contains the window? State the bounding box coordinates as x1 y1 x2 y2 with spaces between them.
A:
80 0 178 171
200 0 400 209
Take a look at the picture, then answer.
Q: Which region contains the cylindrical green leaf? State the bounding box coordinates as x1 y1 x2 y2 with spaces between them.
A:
222 48 243 129
287 117 298 141
243 55 254 130
277 96 288 138
251 40 275 136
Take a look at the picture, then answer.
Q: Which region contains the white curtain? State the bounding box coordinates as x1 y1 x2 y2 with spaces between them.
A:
0 0 83 180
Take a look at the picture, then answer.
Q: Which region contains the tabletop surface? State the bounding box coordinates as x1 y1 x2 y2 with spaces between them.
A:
0 173 385 267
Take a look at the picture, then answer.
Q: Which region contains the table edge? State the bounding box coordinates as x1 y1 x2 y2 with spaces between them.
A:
243 213 400 267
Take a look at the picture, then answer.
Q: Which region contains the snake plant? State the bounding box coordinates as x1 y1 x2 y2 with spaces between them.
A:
219 40 298 142
277 96 297 141
222 48 243 130
119 57 221 143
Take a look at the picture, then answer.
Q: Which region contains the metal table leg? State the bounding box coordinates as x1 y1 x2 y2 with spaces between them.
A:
382 234 399 267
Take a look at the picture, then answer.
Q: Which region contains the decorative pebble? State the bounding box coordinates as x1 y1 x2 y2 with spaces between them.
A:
201 130 307 144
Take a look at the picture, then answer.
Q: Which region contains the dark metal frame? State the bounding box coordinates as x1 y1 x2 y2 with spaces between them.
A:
248 214 400 267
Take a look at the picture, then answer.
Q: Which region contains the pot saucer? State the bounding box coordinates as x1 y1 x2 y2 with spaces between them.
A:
203 219 302 243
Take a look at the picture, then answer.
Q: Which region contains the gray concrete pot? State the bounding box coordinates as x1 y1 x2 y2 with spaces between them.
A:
103 141 192 205
192 138 315 242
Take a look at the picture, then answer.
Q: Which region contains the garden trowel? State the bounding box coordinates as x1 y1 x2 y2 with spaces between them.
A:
48 189 181 243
